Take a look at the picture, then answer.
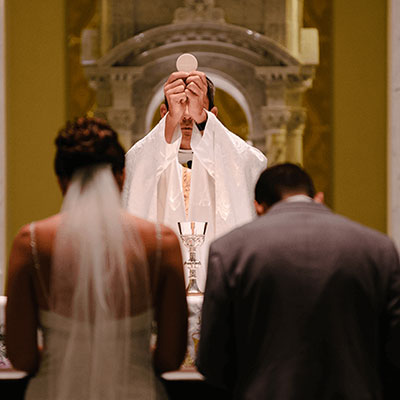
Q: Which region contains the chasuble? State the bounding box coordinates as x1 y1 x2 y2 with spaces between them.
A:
123 111 267 290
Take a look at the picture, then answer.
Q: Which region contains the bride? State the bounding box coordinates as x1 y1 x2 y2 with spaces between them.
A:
5 117 188 399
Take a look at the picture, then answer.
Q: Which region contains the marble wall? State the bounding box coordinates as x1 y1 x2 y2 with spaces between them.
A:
389 0 400 249
0 0 5 293
73 0 318 166
302 0 332 204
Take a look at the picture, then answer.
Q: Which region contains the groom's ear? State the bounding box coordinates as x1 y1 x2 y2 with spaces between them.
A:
313 192 324 204
254 200 268 216
160 104 168 118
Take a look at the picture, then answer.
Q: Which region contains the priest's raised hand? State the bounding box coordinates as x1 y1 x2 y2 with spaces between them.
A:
162 71 215 149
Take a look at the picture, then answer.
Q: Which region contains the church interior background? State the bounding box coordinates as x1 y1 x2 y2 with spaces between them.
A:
1 0 393 291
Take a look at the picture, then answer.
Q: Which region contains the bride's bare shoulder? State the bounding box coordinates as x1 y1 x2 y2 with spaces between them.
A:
123 213 179 248
8 214 62 272
13 214 62 243
29 214 63 240
33 214 63 228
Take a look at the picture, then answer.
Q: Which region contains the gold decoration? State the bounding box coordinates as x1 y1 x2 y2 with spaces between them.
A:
303 1 332 205
66 0 97 120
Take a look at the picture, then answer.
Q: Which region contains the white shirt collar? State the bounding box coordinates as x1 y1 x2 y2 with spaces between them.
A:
283 194 313 203
178 149 193 165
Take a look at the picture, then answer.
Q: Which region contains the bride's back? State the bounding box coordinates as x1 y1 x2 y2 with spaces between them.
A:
30 212 164 317
29 117 153 318
5 117 188 399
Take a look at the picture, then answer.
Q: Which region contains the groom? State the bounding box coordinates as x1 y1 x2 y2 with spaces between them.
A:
197 163 400 399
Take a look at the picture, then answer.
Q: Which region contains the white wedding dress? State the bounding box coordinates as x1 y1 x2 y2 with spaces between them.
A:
25 309 167 399
25 164 169 400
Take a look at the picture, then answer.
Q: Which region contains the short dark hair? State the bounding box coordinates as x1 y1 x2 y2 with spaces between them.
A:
164 76 215 111
255 163 316 207
55 117 125 179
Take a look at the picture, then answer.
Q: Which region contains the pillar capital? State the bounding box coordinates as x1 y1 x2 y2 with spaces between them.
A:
255 65 315 90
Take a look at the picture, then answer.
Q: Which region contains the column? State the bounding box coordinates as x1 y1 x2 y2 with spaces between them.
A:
0 0 5 293
256 67 293 164
285 74 311 165
85 66 112 113
108 67 143 149
261 106 291 165
263 0 286 48
256 65 314 165
81 0 101 65
388 0 400 248
286 109 306 164
100 0 135 54
109 0 135 47
263 0 304 56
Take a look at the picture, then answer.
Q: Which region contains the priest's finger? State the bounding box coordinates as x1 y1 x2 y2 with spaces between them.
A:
164 79 186 95
165 71 189 85
185 81 203 97
185 75 207 93
166 93 187 123
186 81 208 109
187 71 207 86
186 72 207 85
165 82 186 97
185 89 206 121
170 92 187 106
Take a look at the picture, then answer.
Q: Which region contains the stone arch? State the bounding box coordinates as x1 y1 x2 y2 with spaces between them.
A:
84 21 316 162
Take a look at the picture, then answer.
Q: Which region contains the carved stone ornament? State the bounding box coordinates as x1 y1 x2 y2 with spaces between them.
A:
98 23 298 69
107 109 135 131
80 1 318 166
255 66 315 90
287 108 307 131
266 132 288 166
173 0 225 24
261 106 291 133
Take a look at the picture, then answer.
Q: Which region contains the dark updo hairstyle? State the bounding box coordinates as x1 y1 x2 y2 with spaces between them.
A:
55 117 125 179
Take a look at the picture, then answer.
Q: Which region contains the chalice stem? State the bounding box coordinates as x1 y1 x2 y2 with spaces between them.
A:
189 248 197 261
177 221 207 295
186 265 201 294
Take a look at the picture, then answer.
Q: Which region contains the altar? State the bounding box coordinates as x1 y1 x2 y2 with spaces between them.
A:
0 292 231 400
160 292 232 399
0 296 29 399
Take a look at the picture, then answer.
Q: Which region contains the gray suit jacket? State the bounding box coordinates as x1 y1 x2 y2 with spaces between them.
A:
197 201 400 399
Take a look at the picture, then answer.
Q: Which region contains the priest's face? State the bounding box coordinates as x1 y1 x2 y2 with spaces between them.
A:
179 106 195 150
160 94 217 150
179 97 213 149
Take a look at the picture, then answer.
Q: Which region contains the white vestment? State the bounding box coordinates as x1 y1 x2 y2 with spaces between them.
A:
123 111 267 290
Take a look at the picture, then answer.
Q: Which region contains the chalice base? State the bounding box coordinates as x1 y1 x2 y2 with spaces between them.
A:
186 277 202 294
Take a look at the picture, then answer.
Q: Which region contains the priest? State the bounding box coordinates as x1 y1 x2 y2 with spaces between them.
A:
123 69 267 290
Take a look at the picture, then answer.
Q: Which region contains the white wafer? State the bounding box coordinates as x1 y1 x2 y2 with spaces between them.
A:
176 53 198 72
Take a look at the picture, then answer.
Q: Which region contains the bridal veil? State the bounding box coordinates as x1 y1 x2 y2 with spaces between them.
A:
48 164 156 399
